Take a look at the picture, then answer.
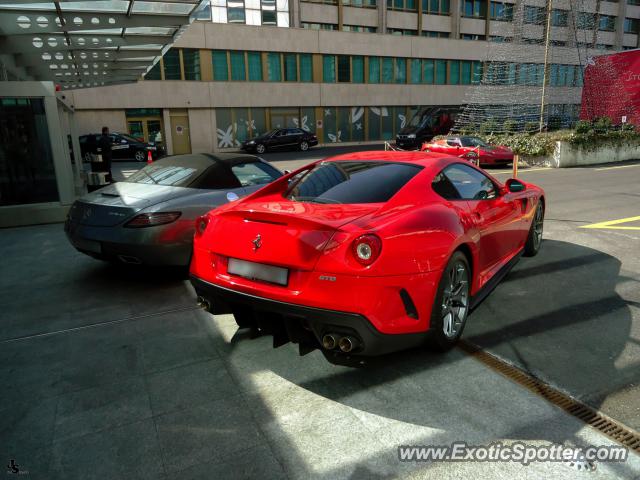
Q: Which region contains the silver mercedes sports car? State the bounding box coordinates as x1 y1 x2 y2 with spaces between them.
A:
65 153 283 267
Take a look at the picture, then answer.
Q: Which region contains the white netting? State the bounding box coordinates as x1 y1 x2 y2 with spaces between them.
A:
453 0 632 133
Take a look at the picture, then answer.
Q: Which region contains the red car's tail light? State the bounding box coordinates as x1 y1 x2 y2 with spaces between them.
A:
351 234 382 266
124 212 181 228
195 215 209 237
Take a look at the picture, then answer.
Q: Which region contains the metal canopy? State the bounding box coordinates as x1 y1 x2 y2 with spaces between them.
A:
0 0 208 89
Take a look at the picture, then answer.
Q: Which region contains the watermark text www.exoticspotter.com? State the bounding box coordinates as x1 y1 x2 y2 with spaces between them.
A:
398 442 628 466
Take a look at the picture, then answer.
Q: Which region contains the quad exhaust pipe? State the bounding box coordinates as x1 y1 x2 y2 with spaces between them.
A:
322 333 359 353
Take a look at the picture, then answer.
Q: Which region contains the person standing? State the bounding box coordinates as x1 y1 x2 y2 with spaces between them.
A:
95 126 113 183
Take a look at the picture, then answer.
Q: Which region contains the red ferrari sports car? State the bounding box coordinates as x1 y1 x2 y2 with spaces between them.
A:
421 135 514 166
190 151 544 365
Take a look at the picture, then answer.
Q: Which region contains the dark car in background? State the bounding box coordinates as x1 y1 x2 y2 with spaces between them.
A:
65 153 283 267
79 132 164 162
396 107 459 150
241 128 318 154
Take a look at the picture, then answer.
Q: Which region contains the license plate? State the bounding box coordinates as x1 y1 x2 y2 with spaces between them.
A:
227 258 288 286
74 237 102 254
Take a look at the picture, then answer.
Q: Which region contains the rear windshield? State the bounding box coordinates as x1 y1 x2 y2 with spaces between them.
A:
285 161 422 204
125 155 213 187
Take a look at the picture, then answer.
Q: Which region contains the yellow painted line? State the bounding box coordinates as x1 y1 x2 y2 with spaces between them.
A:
595 163 640 171
581 215 640 230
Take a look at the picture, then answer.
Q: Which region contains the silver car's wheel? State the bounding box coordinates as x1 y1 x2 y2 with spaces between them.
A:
300 141 309 151
427 251 471 351
135 150 146 162
256 144 266 154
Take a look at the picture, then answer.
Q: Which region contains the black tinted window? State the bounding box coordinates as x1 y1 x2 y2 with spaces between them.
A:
286 161 422 204
432 172 461 200
442 164 497 200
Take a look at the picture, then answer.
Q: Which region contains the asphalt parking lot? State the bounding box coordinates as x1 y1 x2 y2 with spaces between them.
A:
2 147 640 479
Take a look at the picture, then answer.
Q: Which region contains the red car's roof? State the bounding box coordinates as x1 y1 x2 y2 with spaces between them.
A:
322 150 456 169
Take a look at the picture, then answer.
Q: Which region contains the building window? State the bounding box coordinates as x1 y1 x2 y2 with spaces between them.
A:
229 51 246 80
300 54 313 82
342 25 377 32
435 60 447 84
523 6 544 25
342 0 377 7
144 62 162 80
247 51 263 80
489 2 513 21
382 57 394 83
422 0 450 15
301 22 338 30
625 17 640 33
550 40 566 46
387 28 418 35
422 31 450 37
369 57 380 83
228 1 246 23
323 55 336 82
599 15 616 31
284 53 297 81
212 50 229 80
387 0 417 11
267 53 282 81
628 0 640 5
182 49 201 80
461 34 486 41
461 0 486 18
210 0 290 27
337 56 351 82
352 56 364 83
163 49 181 80
551 9 568 27
301 0 337 4
490 35 511 42
576 12 596 29
395 58 406 83
422 60 434 83
410 59 421 83
449 60 460 84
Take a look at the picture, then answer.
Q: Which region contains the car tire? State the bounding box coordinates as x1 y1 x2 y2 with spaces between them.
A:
134 150 146 162
426 251 471 352
524 200 544 257
256 144 266 154
300 141 309 151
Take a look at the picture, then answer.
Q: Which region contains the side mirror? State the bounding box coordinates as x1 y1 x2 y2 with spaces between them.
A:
283 169 291 175
505 178 526 193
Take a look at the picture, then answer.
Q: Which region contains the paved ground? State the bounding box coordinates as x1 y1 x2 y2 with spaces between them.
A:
3 148 640 479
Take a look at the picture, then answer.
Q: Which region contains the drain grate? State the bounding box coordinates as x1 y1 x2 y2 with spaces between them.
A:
459 340 640 454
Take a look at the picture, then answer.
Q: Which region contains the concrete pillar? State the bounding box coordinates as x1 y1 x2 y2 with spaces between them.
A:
163 108 174 155
46 96 75 205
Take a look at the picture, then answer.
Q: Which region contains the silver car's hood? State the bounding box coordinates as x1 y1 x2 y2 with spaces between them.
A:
70 182 191 227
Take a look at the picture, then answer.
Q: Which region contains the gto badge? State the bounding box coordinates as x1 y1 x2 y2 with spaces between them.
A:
252 234 262 251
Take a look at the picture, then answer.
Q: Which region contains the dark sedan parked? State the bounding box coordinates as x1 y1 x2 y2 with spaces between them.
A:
80 132 164 162
241 128 318 154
